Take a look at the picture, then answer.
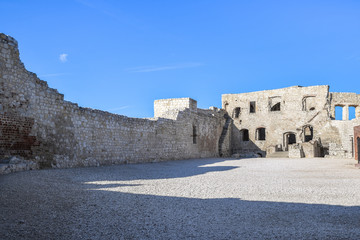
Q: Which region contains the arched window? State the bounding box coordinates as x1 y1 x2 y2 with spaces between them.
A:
256 128 266 141
303 125 313 142
233 107 241 118
271 102 281 111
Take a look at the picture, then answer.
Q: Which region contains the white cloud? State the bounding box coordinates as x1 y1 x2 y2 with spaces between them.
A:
106 106 130 112
39 73 67 78
126 62 204 73
59 53 68 63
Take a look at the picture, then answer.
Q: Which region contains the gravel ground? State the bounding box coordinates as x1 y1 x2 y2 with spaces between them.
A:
1 157 360 239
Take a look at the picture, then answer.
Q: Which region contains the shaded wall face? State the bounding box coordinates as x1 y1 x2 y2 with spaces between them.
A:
355 126 360 162
0 33 224 168
222 86 330 155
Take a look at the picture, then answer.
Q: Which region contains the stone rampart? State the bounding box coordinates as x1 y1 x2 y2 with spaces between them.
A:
0 33 228 169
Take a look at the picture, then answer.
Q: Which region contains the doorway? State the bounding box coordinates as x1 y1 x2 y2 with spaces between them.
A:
284 132 296 151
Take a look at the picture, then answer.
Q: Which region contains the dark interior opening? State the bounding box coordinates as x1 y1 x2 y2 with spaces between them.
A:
242 129 249 141
233 107 241 118
192 125 197 144
288 134 296 144
256 128 266 140
304 126 313 142
250 101 256 113
271 102 281 111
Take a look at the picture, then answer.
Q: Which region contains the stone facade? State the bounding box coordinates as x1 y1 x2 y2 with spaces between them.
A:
1 33 359 172
0 33 230 170
223 86 360 158
354 125 360 163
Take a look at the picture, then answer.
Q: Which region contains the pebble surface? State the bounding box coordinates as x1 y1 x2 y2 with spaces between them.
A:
1 157 360 239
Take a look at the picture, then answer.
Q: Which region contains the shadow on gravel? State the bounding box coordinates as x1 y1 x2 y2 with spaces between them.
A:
1 158 360 239
64 158 239 182
1 185 360 239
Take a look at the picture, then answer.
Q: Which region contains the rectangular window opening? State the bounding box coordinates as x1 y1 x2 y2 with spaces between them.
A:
192 125 197 144
335 106 343 120
250 101 256 113
349 106 356 120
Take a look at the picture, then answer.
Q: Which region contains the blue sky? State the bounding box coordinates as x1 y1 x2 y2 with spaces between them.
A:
1 0 360 118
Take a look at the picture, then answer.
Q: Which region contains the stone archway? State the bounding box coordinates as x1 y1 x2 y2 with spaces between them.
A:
283 132 296 151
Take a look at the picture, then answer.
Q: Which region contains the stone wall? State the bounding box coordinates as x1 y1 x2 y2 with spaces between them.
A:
222 85 330 157
354 125 360 162
0 33 228 169
222 85 360 158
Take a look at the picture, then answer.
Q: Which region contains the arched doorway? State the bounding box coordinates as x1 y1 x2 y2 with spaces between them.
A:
303 125 313 142
283 132 296 151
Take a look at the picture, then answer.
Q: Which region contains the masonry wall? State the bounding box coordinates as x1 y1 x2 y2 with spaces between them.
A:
355 125 360 162
222 85 331 157
0 33 226 168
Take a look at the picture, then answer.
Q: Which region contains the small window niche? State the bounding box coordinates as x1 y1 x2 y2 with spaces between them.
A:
269 96 281 112
233 107 241 118
302 96 316 111
250 101 256 113
256 128 266 141
192 125 197 144
241 129 249 141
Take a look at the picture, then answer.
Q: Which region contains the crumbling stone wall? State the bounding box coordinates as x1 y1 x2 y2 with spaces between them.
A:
222 85 360 158
354 125 360 162
0 33 227 169
222 85 331 157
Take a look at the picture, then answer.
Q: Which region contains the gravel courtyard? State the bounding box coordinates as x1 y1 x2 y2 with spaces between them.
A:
1 157 360 239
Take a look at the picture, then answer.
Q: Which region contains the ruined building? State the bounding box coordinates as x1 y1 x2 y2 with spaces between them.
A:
1 33 359 172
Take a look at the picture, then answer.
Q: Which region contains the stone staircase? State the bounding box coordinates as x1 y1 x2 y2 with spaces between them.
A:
267 151 289 158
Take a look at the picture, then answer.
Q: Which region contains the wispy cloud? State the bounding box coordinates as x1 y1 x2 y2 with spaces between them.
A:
127 62 204 73
106 106 130 112
39 73 68 78
347 54 360 62
76 0 118 19
59 53 68 63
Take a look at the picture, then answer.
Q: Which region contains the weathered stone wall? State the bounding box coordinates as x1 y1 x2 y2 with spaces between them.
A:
354 125 360 162
0 33 227 169
222 85 360 158
330 92 360 120
154 98 197 119
222 85 330 157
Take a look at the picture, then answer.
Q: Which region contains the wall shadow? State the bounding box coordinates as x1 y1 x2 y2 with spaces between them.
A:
60 158 239 182
1 158 360 239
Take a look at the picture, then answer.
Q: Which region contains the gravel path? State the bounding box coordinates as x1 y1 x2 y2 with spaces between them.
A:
1 157 360 239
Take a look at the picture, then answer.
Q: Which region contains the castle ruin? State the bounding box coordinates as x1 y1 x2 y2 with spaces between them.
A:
1 33 360 172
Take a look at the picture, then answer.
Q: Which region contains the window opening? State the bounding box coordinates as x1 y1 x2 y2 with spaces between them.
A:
335 106 343 120
250 101 256 113
192 125 197 144
241 129 249 141
303 126 313 142
302 96 316 111
270 102 281 111
256 128 266 140
349 106 356 120
233 107 241 118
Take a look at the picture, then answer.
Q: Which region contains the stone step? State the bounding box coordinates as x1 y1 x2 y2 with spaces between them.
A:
267 151 289 158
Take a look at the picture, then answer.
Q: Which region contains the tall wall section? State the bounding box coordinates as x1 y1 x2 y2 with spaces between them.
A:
0 33 227 169
222 85 331 157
